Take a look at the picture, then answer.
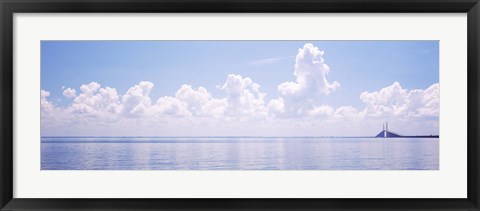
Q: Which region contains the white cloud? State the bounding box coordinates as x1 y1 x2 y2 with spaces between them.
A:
153 96 191 116
360 82 439 118
121 81 153 117
41 80 439 136
100 87 122 114
153 84 228 117
220 74 267 118
80 81 101 94
40 44 439 137
175 84 228 117
407 83 439 117
68 82 122 117
309 105 334 117
62 88 76 98
278 43 340 97
41 89 75 133
267 98 285 116
333 106 363 120
40 90 54 113
202 98 229 117
271 43 340 116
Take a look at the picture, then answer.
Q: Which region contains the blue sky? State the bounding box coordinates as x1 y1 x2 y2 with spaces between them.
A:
40 41 439 136
42 41 438 108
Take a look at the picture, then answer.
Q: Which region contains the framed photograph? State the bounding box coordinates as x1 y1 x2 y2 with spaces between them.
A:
1 0 479 210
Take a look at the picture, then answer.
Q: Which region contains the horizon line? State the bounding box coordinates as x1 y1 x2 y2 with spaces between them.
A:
41 135 439 138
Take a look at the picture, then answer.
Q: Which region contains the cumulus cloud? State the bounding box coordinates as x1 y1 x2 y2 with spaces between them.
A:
40 90 54 113
153 96 191 116
41 89 74 132
279 43 340 97
41 80 439 136
360 82 439 118
406 83 439 117
267 98 285 115
121 81 154 117
80 82 101 94
175 85 228 117
309 105 334 117
220 74 267 118
153 84 228 117
40 43 439 136
270 43 340 116
69 82 122 116
333 106 363 120
62 88 76 98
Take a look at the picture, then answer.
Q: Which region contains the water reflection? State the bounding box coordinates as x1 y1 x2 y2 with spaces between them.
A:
41 137 439 170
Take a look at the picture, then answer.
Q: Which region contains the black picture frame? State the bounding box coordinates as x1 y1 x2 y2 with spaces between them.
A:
1 0 479 210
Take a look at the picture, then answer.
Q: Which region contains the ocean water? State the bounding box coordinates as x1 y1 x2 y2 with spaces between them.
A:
41 137 439 170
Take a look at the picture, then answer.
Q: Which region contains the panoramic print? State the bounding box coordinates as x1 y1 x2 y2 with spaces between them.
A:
41 41 439 170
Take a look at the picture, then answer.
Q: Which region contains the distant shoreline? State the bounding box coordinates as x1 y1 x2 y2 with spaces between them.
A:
41 136 439 139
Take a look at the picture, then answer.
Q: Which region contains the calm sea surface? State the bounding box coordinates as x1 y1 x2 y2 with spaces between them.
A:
41 137 439 170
